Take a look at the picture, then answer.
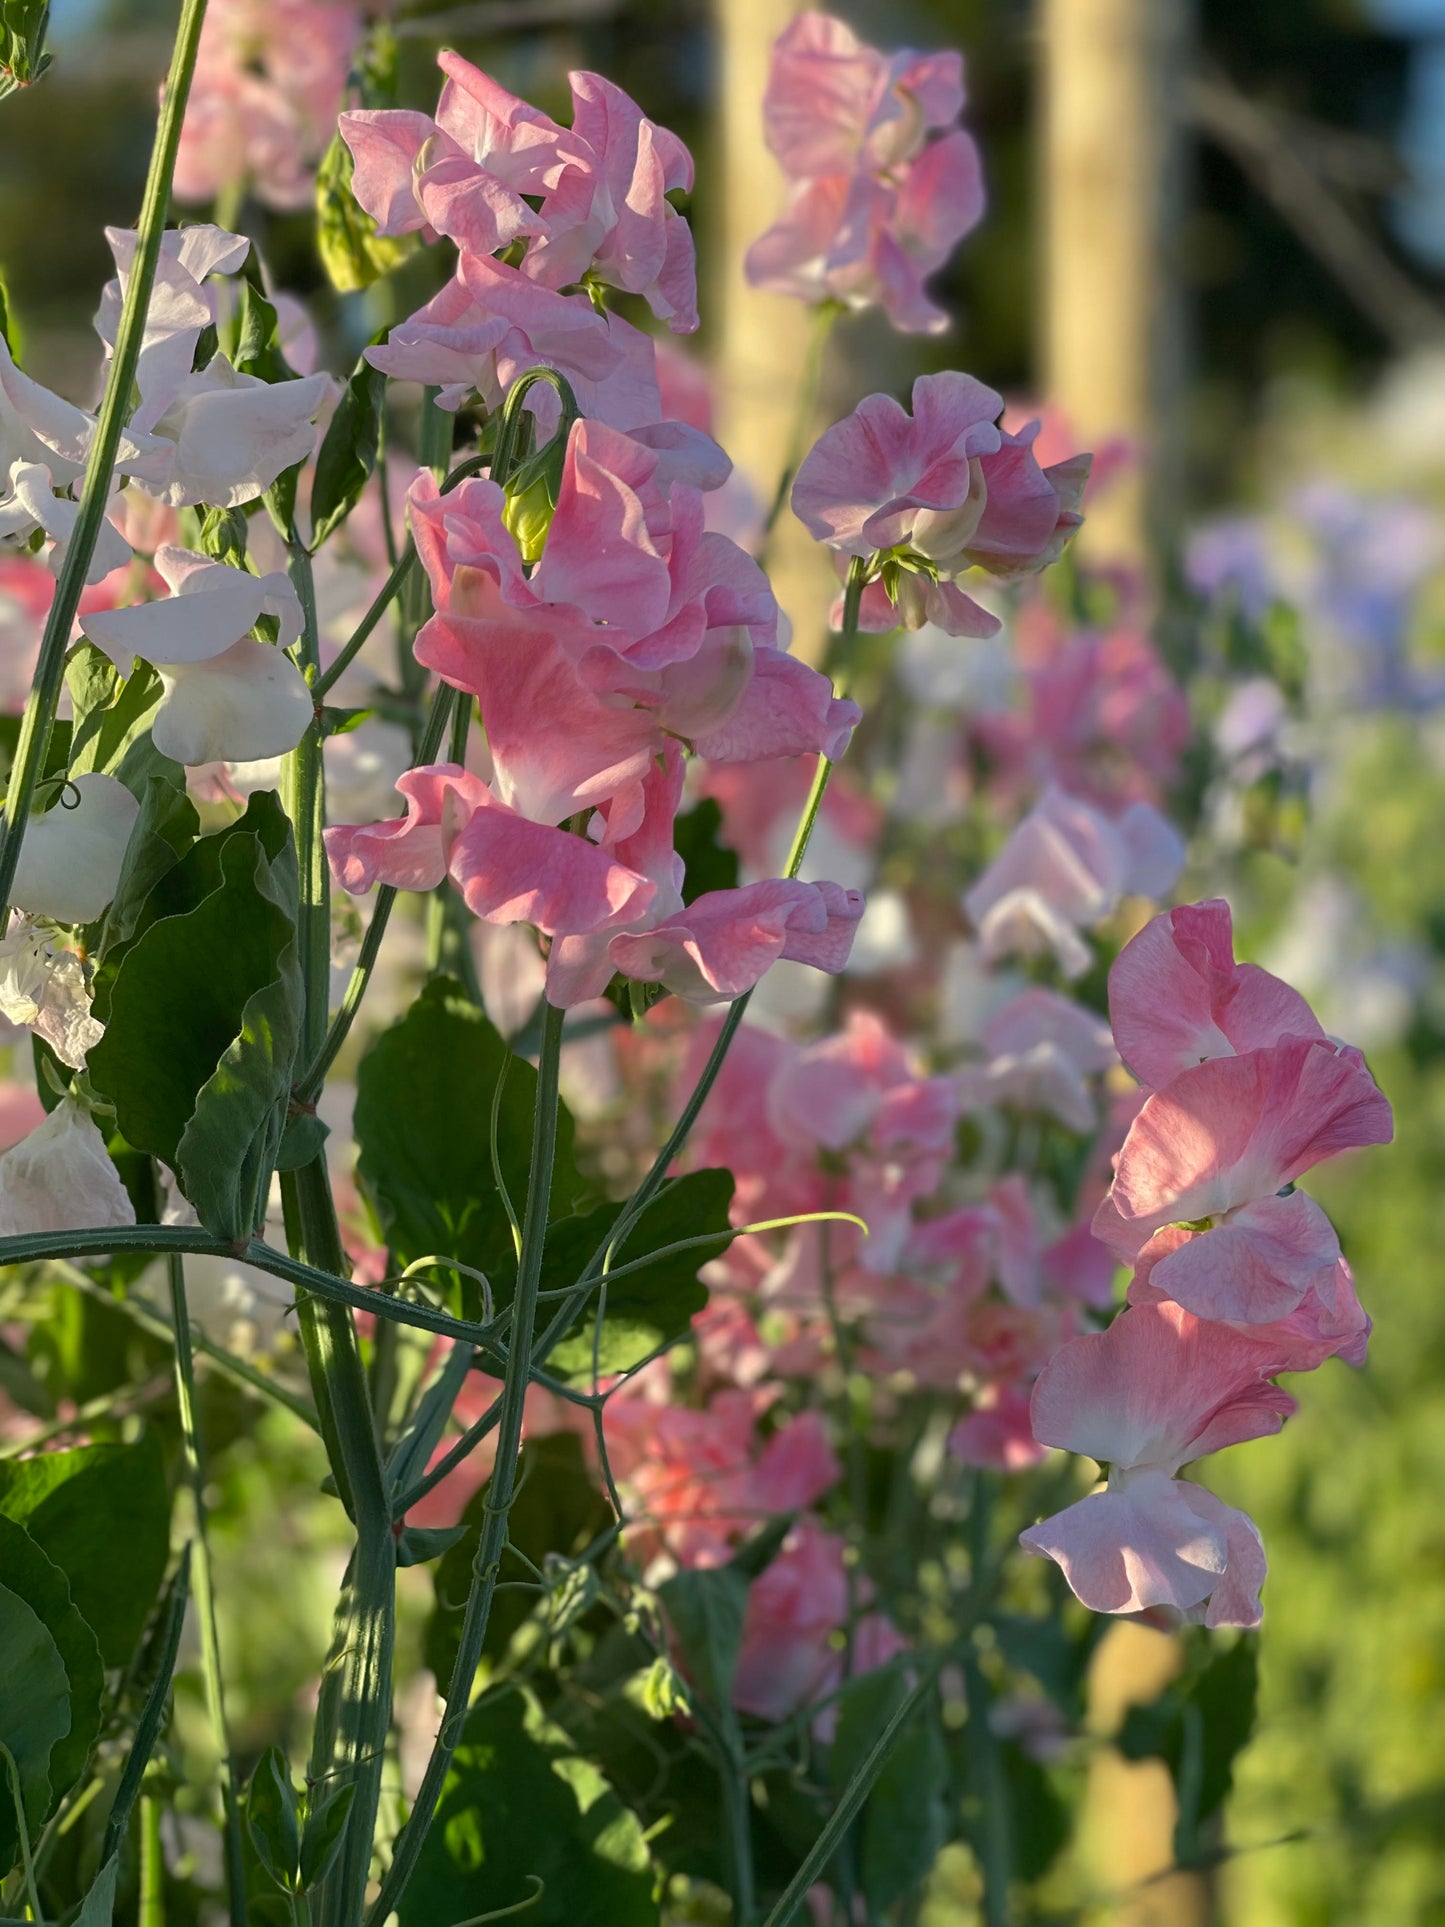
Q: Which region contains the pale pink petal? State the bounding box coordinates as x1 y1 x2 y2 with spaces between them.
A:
1020 1470 1227 1617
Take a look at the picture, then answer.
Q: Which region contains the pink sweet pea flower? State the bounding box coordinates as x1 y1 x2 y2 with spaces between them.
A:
1019 1302 1292 1626
730 1517 906 1722
1127 1249 1371 1374
367 257 662 428
1094 1033 1393 1325
1109 898 1324 1094
963 787 1184 979
957 985 1117 1134
792 374 1090 635
948 1386 1049 1472
606 877 864 1005
746 12 984 334
324 764 656 941
342 51 699 330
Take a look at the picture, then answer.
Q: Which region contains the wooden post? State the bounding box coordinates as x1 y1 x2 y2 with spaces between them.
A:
1039 0 1191 568
712 0 835 664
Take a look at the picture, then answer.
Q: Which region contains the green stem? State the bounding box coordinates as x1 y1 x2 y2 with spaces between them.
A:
1 1743 43 1923
294 682 456 1102
759 300 839 556
761 1657 947 1927
365 999 566 1923
0 1224 505 1348
282 1161 395 1927
53 1259 318 1429
0 0 211 925
140 1792 165 1926
311 451 488 703
166 1253 246 1922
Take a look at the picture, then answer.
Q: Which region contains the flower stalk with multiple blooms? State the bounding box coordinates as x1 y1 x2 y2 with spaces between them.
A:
0 5 1394 1924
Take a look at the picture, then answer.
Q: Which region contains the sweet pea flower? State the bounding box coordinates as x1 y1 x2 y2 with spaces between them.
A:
96 223 251 417
956 986 1118 1134
607 876 864 1007
730 1517 907 1722
128 353 330 509
1127 1249 1372 1374
746 12 985 334
324 763 658 948
0 1098 136 1236
1019 1302 1291 1626
948 1386 1049 1472
0 460 132 585
792 373 1090 635
367 257 663 429
0 921 103 1069
176 0 360 211
342 52 698 329
10 774 140 925
1109 898 1324 1094
81 546 312 766
1093 1034 1393 1326
963 787 1185 979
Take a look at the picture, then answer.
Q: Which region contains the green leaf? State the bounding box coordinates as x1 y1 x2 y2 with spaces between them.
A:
354 976 582 1312
658 1563 749 1716
310 345 386 548
315 129 419 293
398 1686 658 1926
96 771 198 957
234 264 298 389
0 1433 171 1668
87 795 302 1238
72 1853 119 1926
830 1666 947 1913
0 1583 69 1877
300 1780 356 1890
543 1170 731 1380
426 1432 608 1690
65 644 165 784
0 1517 103 1825
674 799 739 905
247 1745 302 1891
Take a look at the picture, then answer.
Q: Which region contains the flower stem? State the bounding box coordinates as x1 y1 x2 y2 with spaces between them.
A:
0 0 211 927
166 1253 246 1924
365 998 566 1923
140 1793 165 1926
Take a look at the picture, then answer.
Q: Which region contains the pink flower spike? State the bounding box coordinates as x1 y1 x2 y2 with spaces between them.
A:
1110 898 1324 1093
606 878 864 1004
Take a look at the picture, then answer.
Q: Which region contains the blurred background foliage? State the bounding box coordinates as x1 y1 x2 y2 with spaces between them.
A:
5 0 1445 1921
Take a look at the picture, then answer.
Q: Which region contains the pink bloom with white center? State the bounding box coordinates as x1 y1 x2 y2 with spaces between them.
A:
342 52 698 329
176 0 360 211
792 373 1090 636
1019 1302 1292 1626
1109 898 1324 1094
963 786 1185 979
745 12 984 334
1093 1033 1393 1325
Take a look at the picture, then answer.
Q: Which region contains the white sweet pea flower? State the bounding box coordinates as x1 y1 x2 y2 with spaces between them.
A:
83 545 312 765
0 460 132 584
0 333 89 490
9 773 140 924
0 919 103 1069
0 1097 135 1235
129 353 329 509
96 223 250 416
